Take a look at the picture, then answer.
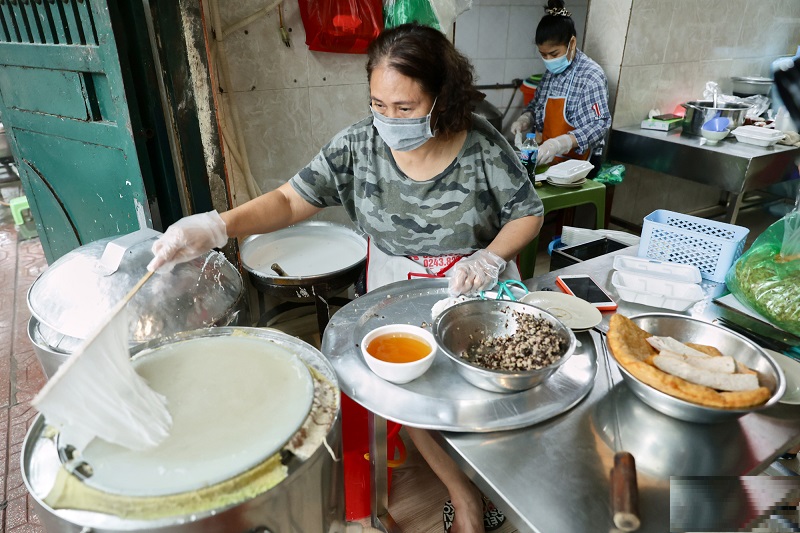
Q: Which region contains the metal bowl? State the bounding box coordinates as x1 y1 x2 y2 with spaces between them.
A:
614 313 786 423
433 300 577 393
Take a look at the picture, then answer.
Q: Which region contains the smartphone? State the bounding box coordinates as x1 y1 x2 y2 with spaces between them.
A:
555 274 617 311
652 113 682 121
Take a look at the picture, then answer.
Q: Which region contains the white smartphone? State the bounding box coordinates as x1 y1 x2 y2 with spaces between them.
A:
555 274 617 311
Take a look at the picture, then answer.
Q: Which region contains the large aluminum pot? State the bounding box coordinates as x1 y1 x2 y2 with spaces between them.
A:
22 327 344 532
681 100 751 136
27 229 244 378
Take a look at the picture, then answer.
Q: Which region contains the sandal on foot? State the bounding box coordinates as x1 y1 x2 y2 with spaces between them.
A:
443 498 506 532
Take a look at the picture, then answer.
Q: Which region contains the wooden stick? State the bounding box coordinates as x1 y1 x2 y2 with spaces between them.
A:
610 451 640 531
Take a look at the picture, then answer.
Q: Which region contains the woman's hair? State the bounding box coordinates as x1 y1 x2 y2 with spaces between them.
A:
366 23 477 136
535 0 576 46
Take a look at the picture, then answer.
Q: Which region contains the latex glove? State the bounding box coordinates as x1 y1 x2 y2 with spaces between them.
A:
448 250 507 297
510 113 532 136
537 134 574 166
147 211 228 272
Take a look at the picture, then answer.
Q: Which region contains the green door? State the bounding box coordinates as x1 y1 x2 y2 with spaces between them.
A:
0 0 154 263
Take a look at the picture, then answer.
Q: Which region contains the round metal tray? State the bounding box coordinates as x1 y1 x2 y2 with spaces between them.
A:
321 278 598 431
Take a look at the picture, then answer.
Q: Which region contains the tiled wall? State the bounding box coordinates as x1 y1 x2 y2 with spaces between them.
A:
215 0 369 224
453 0 589 135
583 0 800 225
215 0 590 210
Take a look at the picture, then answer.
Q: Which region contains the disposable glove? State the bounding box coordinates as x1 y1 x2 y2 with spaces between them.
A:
147 210 228 272
509 113 532 136
448 249 507 296
537 134 574 166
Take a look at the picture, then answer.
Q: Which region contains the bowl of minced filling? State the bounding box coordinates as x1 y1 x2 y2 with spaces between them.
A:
433 300 577 393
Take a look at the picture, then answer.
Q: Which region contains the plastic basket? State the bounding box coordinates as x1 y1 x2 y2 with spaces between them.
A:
637 210 750 282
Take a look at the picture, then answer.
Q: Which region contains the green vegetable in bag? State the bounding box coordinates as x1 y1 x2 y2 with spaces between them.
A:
726 209 800 336
384 0 440 30
594 163 625 185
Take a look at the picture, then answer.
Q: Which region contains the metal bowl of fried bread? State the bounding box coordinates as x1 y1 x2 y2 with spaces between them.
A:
606 313 786 423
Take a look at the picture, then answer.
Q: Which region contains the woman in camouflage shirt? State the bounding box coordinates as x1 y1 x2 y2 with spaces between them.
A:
149 24 543 533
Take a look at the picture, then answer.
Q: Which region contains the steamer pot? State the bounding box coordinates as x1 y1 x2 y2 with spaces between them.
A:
240 221 367 303
22 327 344 532
27 229 244 378
681 100 751 136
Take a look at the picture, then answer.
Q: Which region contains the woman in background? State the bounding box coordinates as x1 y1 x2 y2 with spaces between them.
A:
510 0 611 167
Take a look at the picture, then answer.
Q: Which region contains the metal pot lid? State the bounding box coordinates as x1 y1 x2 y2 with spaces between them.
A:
27 229 243 342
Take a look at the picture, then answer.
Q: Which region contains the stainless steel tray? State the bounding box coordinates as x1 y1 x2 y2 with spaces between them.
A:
321 278 597 431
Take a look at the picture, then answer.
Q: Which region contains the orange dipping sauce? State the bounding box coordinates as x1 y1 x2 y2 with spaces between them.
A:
366 333 432 363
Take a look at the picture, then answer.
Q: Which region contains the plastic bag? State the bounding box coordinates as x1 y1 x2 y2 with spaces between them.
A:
702 81 770 119
726 195 800 336
385 0 440 30
594 163 625 185
384 0 471 31
298 0 383 54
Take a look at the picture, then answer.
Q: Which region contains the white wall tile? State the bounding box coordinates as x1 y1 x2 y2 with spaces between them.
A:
454 7 481 58
505 6 539 59
621 2 674 66
308 84 370 148
583 0 632 66
235 88 319 193
305 51 369 87
504 58 543 83
473 58 507 86
476 6 511 59
571 5 588 48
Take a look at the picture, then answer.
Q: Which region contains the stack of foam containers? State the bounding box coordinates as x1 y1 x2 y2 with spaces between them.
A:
611 256 705 312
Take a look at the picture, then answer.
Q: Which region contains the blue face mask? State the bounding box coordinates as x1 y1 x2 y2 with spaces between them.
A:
542 42 574 75
371 98 437 152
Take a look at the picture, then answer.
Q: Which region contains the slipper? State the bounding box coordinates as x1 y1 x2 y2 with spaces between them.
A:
443 497 506 532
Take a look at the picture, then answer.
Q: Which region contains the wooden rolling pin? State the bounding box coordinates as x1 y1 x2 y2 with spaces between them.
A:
610 451 640 531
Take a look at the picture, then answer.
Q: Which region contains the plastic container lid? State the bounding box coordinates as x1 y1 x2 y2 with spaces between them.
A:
613 255 702 284
731 125 784 139
547 159 594 179
611 271 705 312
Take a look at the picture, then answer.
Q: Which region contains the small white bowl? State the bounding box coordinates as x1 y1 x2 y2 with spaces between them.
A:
701 128 729 145
360 324 436 384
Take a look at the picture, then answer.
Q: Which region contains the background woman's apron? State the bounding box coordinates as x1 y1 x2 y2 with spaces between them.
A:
542 66 590 165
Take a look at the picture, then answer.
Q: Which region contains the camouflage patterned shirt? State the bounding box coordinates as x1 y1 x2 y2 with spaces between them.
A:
289 114 543 256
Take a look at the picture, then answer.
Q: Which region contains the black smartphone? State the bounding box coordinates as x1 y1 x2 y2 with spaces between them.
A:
555 274 617 311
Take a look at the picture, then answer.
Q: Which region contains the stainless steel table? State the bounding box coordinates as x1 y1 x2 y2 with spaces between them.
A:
608 126 800 223
324 248 800 533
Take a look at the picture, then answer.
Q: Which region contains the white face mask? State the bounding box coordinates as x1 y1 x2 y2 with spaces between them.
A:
371 98 437 151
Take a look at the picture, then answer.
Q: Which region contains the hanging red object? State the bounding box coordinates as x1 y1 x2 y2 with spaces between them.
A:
298 0 384 54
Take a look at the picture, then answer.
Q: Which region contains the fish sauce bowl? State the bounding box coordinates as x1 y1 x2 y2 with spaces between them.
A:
433 300 576 393
360 324 437 384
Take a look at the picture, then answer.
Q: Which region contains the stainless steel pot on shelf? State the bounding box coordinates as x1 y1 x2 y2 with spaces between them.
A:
26 229 244 378
22 327 345 533
680 100 751 136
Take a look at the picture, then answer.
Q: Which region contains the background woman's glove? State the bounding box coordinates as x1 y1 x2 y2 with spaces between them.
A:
147 211 228 272
537 134 574 166
448 249 507 296
509 113 532 136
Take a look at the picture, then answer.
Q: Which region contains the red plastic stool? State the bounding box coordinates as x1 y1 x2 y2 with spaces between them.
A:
341 393 406 521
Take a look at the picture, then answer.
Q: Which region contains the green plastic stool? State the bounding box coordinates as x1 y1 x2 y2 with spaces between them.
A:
518 179 606 279
9 195 29 225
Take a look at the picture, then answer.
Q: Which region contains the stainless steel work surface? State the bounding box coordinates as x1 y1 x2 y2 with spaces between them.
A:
322 278 597 432
609 126 800 205
435 248 800 533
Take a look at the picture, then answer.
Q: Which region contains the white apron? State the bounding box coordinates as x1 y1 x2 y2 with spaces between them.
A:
365 238 522 292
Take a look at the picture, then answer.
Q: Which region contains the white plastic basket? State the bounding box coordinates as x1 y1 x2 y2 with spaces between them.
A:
637 210 750 282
